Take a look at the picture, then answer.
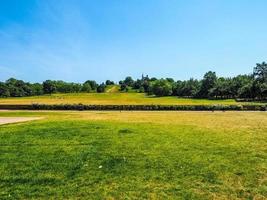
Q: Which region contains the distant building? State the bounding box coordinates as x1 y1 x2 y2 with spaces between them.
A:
141 73 149 81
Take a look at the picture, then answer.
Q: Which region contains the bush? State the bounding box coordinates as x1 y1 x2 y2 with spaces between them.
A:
0 103 265 111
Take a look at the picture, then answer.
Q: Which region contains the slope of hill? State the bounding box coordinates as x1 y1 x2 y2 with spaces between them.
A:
0 92 259 106
105 85 120 93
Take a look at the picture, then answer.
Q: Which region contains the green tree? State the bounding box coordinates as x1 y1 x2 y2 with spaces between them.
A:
139 86 145 93
97 83 106 93
124 76 134 87
31 83 44 95
252 62 267 99
166 78 174 83
0 82 10 97
84 80 98 91
231 75 253 98
238 83 253 99
151 79 173 96
105 80 114 85
133 79 142 89
260 83 267 98
253 62 267 83
183 79 200 97
5 78 29 97
81 83 92 92
120 83 127 91
43 80 57 94
209 78 233 99
198 71 217 98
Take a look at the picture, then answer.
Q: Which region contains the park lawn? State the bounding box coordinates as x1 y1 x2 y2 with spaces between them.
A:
0 93 251 105
0 111 267 199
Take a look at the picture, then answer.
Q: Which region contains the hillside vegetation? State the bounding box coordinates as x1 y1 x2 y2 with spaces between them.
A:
0 93 250 105
0 62 266 101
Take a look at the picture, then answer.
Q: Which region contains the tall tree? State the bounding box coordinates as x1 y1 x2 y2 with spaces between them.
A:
253 62 267 83
198 71 217 98
84 80 98 91
97 83 106 93
151 79 172 96
43 80 57 94
0 82 10 97
31 83 44 95
105 80 114 85
81 83 92 92
123 76 134 87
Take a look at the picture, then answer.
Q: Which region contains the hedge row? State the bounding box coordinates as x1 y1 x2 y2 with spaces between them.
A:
0 104 266 111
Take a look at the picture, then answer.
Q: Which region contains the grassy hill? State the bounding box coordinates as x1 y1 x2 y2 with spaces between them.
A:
105 85 120 93
0 92 253 106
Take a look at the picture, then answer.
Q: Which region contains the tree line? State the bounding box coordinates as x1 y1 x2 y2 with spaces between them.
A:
0 62 266 100
119 62 267 100
0 78 113 97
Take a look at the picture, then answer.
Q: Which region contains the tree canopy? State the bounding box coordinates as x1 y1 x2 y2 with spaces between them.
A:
0 62 266 100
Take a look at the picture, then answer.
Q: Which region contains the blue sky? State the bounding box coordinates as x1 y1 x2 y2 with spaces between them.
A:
0 0 267 83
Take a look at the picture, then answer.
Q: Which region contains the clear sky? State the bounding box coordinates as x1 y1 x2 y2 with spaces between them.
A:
0 0 266 83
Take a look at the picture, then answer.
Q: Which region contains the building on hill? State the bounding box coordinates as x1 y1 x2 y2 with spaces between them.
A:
141 74 149 81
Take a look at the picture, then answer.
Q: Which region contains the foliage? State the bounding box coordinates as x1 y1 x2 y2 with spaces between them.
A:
120 83 127 91
254 62 267 83
151 79 173 96
120 76 134 87
84 80 98 90
173 79 200 97
198 71 217 98
105 80 115 85
1 103 265 111
81 83 92 93
97 83 106 93
42 80 57 94
0 62 267 100
0 82 10 97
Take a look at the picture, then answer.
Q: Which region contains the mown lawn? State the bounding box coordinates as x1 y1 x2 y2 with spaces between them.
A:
0 93 255 106
0 111 267 199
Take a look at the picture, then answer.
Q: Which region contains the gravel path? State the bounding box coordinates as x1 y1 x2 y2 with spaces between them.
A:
0 117 42 125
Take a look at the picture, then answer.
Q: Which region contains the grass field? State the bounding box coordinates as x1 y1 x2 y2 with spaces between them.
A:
0 111 267 199
0 93 260 106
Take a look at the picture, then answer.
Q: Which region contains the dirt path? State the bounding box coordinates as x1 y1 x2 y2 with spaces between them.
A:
106 85 120 93
0 117 43 125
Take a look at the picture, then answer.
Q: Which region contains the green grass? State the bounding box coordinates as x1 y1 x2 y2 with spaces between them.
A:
0 92 260 106
105 85 120 93
0 111 267 199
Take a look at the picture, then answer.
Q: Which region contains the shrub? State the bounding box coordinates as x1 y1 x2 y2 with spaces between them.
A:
0 103 266 111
